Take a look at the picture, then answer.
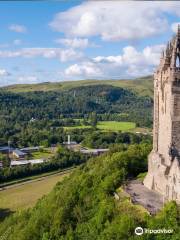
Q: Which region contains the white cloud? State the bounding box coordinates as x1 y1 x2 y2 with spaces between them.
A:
49 1 180 41
55 38 89 48
171 22 180 33
18 75 38 83
0 48 83 62
59 48 82 62
9 24 27 33
65 62 102 78
65 44 164 79
94 44 164 67
0 68 10 77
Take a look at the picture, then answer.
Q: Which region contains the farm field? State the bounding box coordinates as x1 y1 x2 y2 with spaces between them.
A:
64 121 136 131
0 171 71 216
97 121 136 131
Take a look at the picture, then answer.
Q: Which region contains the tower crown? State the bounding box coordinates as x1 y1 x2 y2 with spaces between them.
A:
159 25 180 70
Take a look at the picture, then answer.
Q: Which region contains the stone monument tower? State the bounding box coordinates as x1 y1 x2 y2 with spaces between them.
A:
144 26 180 203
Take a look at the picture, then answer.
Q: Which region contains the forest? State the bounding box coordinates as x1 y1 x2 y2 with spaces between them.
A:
0 85 152 147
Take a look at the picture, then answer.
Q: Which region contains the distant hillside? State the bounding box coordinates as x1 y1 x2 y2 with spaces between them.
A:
0 84 153 127
1 75 153 97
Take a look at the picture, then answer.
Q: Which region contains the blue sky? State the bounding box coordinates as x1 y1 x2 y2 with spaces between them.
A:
0 1 180 86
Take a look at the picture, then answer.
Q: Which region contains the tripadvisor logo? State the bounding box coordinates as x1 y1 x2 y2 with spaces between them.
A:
135 226 174 235
135 227 144 235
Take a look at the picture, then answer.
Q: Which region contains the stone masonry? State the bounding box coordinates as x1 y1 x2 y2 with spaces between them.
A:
144 26 180 203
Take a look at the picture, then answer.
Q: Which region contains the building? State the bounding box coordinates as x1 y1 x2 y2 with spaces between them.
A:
144 26 180 203
20 146 40 153
80 147 109 155
63 135 77 146
63 135 78 150
0 146 11 154
11 159 45 167
12 149 27 159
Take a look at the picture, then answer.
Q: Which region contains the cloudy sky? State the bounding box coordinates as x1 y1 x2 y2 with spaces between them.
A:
0 1 180 86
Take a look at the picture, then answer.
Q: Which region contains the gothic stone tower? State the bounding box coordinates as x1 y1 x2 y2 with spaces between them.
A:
144 26 180 203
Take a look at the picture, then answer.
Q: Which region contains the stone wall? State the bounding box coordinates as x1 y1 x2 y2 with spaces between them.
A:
144 27 180 203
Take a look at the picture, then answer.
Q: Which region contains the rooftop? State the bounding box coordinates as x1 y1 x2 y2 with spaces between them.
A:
0 146 11 151
80 148 109 154
11 159 45 166
20 146 40 151
13 149 27 156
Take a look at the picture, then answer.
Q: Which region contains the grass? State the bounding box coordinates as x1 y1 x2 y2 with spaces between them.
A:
73 118 84 122
30 149 55 159
64 121 136 132
0 171 71 212
1 76 153 97
137 172 147 181
97 121 136 131
0 167 75 188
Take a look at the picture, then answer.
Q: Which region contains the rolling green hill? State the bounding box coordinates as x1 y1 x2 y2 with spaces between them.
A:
1 75 153 97
0 77 153 147
0 84 153 131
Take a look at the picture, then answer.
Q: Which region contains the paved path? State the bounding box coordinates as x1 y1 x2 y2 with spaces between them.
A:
124 180 164 215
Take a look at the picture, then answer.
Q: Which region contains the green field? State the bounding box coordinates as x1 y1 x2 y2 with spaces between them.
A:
30 148 55 159
97 121 136 131
64 121 136 131
0 171 71 215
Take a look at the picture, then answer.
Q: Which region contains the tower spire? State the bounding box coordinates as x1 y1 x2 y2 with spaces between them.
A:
178 24 180 39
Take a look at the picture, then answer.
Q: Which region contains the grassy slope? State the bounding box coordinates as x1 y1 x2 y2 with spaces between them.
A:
1 75 153 97
0 171 71 212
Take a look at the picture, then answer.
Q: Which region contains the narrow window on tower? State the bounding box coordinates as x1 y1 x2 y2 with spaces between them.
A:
165 92 167 114
176 55 180 67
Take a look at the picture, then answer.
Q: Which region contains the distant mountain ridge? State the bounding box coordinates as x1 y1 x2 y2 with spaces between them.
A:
1 75 153 97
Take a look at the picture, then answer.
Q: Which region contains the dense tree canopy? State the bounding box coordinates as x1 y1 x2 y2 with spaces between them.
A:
0 85 152 147
82 131 151 148
0 85 152 120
